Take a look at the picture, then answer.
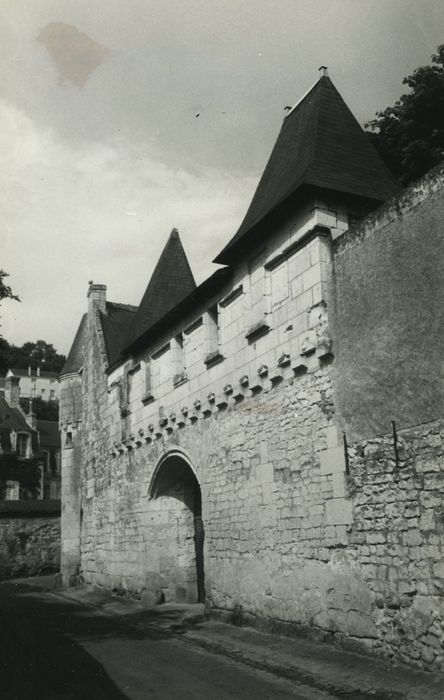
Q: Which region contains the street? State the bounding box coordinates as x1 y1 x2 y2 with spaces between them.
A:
0 579 335 700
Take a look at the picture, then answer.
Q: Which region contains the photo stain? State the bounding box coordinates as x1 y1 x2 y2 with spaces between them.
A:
37 23 110 87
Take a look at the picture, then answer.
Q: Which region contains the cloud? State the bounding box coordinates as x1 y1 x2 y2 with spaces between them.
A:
0 98 256 353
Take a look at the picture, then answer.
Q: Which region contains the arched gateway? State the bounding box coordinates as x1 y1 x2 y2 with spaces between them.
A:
149 452 205 603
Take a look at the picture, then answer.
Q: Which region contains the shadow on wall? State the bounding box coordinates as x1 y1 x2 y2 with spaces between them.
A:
145 455 205 605
331 170 444 440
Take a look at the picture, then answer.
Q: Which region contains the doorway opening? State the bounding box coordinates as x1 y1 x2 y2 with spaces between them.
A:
150 454 205 603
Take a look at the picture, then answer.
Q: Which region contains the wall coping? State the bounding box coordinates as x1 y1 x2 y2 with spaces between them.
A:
334 162 444 255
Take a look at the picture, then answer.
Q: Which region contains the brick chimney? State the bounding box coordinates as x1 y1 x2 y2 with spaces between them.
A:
87 281 107 314
5 376 20 408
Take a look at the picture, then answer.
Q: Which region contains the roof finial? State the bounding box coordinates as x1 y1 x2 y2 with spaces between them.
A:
318 65 328 78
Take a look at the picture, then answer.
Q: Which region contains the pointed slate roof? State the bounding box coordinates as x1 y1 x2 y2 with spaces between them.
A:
125 229 196 352
214 74 400 264
60 314 87 377
100 302 137 366
0 395 33 433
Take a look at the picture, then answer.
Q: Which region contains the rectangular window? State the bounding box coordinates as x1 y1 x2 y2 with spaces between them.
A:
150 343 171 396
16 433 29 458
171 334 187 387
118 374 130 417
49 481 60 499
50 389 55 399
5 480 19 500
141 358 154 404
203 306 223 368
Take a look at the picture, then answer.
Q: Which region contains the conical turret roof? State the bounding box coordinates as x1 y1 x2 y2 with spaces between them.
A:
125 229 196 351
215 74 400 264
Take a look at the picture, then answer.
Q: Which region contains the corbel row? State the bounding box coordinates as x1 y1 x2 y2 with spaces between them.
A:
109 339 333 458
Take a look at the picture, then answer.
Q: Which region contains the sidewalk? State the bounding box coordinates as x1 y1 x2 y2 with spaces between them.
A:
48 581 443 700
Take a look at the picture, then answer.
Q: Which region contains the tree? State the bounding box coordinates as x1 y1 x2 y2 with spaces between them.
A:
367 45 444 185
20 396 59 421
0 453 41 499
1 340 66 374
0 270 20 304
18 340 65 372
0 270 20 334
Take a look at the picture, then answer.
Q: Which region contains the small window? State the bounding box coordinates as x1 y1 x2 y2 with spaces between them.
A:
172 333 187 387
16 433 29 458
50 389 55 399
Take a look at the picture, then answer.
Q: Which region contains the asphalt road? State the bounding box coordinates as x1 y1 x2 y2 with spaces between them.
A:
0 579 335 700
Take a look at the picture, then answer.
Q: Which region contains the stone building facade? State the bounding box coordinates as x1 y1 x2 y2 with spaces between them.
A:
59 72 444 669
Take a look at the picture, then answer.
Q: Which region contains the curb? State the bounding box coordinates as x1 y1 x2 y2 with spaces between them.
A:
50 588 442 700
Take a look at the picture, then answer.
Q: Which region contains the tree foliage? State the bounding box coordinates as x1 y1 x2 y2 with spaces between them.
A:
0 270 20 336
0 270 20 304
0 453 41 499
20 396 59 421
0 339 66 375
367 45 444 185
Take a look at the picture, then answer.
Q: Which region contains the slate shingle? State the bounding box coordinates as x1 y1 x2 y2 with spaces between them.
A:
60 314 87 376
214 75 400 264
100 302 137 367
125 229 196 352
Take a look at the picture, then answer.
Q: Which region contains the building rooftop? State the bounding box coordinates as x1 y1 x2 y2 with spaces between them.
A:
60 314 87 376
100 302 138 366
214 73 400 264
0 395 33 433
125 229 197 353
7 368 59 379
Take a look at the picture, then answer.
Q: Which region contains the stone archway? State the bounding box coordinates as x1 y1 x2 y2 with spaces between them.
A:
149 453 205 603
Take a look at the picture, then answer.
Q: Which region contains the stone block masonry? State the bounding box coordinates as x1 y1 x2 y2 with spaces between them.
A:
60 165 444 673
0 501 60 579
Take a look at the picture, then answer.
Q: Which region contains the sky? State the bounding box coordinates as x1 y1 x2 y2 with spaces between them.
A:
1 0 443 354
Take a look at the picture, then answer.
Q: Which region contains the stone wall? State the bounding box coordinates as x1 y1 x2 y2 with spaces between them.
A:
346 420 444 668
60 373 83 585
0 501 60 579
331 163 444 439
60 169 444 671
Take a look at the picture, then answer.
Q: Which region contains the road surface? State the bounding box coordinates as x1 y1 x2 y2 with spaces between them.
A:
0 579 336 699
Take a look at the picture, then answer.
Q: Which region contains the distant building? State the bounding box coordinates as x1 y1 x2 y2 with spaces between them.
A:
0 376 61 500
6 367 60 402
37 420 61 499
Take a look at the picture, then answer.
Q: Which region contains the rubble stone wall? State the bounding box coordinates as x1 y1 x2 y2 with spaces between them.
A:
346 420 444 668
0 506 60 579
